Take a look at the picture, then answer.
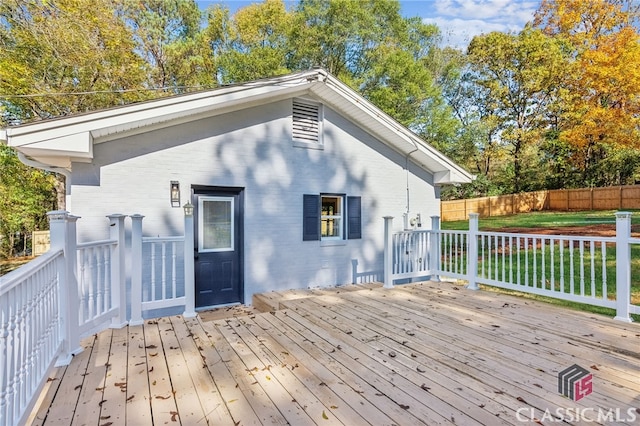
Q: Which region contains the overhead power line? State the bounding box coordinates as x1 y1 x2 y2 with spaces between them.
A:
0 85 216 99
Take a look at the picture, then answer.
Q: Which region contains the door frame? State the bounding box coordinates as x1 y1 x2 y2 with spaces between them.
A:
192 185 245 307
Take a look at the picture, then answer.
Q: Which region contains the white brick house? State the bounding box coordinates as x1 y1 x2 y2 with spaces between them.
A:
4 69 473 309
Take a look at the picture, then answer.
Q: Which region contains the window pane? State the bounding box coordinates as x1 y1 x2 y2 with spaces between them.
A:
321 196 342 238
202 199 232 250
321 218 341 237
322 197 341 216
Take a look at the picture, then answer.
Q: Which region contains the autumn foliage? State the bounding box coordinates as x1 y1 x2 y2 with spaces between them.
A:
534 0 640 174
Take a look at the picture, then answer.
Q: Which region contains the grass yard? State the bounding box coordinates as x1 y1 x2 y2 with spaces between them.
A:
441 210 640 320
440 209 640 231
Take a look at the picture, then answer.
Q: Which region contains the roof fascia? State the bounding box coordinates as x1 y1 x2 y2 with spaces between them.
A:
8 83 310 149
312 72 474 184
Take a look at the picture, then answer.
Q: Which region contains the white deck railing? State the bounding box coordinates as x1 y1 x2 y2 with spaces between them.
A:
141 236 186 310
76 239 120 336
129 214 195 325
0 250 64 426
384 213 638 322
473 231 616 308
0 210 195 425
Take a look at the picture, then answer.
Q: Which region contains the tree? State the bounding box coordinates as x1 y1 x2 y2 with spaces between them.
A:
534 0 640 184
0 145 56 258
0 0 153 218
467 28 566 192
439 48 505 190
0 0 150 124
123 0 216 89
359 17 460 147
203 0 292 83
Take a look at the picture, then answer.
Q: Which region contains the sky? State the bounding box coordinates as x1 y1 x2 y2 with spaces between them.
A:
196 0 540 50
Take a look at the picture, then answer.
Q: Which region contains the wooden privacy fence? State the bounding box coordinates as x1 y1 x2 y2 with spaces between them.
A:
441 184 640 221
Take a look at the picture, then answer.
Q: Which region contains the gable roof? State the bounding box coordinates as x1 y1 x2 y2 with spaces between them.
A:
2 69 473 185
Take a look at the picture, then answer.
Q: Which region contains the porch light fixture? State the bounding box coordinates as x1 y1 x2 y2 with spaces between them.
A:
183 202 194 216
170 181 180 207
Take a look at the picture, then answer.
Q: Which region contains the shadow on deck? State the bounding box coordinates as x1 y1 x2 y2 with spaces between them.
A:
29 281 640 425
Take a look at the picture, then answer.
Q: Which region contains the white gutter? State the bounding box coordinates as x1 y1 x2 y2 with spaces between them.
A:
17 151 71 187
0 128 6 144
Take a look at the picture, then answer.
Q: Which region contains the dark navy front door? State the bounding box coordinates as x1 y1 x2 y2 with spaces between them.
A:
193 188 243 308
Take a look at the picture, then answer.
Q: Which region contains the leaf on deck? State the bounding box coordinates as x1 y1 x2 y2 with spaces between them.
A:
322 411 329 420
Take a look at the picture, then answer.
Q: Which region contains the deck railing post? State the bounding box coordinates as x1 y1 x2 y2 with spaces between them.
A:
429 216 441 282
383 216 394 288
183 204 197 318
614 212 633 322
130 214 144 326
107 214 127 328
467 213 480 290
48 211 83 366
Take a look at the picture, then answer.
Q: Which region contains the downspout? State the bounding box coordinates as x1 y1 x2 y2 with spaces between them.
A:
405 147 419 228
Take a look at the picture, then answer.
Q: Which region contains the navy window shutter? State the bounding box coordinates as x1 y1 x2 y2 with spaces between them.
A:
347 196 362 240
303 194 320 241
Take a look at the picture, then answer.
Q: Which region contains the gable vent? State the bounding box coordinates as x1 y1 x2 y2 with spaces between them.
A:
293 99 321 144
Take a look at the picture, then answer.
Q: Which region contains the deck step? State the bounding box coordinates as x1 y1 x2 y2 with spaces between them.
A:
252 282 383 312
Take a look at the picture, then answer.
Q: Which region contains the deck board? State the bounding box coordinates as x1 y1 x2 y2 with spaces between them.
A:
29 281 640 426
99 325 129 425
124 323 153 425
44 336 94 425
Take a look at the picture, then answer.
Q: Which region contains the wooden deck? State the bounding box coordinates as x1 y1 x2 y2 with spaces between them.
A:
29 281 640 425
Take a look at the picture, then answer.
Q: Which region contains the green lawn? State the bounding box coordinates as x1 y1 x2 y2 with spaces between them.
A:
440 210 640 320
440 209 640 231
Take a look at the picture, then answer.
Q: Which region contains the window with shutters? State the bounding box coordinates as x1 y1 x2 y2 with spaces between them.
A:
303 194 361 243
292 99 323 149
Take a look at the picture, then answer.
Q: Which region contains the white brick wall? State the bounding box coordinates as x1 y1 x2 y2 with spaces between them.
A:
69 98 440 302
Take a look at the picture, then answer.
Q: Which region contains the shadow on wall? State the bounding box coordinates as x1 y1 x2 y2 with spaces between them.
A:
207 104 399 292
